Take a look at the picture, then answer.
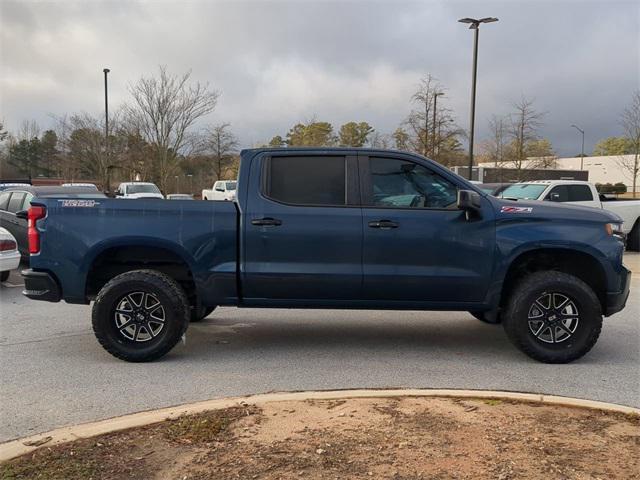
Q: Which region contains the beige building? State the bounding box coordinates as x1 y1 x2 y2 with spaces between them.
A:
478 155 639 192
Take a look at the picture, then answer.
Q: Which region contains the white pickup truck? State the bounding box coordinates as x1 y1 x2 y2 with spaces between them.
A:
498 180 640 250
202 180 237 201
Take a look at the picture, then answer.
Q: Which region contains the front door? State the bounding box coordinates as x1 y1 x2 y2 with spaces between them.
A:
359 154 495 304
242 153 362 303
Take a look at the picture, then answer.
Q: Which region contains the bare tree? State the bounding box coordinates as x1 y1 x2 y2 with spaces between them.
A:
17 120 40 141
618 90 640 197
404 75 464 164
204 123 238 181
506 96 546 175
126 66 219 191
482 115 508 167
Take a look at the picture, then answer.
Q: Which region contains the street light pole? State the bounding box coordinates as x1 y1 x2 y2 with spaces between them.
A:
432 92 444 159
571 124 585 170
458 17 498 180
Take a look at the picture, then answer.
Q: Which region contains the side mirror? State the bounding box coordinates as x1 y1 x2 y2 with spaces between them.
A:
457 190 481 213
215 187 224 192
549 192 561 202
15 210 28 220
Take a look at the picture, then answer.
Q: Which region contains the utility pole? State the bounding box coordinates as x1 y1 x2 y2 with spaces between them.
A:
432 92 444 159
103 68 111 192
458 17 498 180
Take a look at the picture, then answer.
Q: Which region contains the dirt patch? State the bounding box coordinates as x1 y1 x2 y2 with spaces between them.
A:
1 398 638 479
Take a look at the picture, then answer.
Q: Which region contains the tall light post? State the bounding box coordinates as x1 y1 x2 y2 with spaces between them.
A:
432 92 444 159
175 175 180 193
571 124 585 170
187 174 193 194
458 17 498 180
103 68 110 192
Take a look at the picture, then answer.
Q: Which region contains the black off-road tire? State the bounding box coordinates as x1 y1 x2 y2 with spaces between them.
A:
469 310 501 324
627 220 639 251
190 306 216 322
92 269 190 362
0 270 9 282
502 271 602 363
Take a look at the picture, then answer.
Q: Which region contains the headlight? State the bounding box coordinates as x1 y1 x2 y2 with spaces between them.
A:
605 223 624 239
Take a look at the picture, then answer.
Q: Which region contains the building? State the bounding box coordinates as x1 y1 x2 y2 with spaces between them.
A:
475 155 638 192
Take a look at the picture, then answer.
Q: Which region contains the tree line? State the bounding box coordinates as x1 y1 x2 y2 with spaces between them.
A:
1 66 638 195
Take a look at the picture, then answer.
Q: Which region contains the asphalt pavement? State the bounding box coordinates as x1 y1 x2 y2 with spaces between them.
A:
1 255 638 442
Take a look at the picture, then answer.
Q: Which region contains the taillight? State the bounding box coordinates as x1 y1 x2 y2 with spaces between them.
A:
0 239 17 252
28 206 46 254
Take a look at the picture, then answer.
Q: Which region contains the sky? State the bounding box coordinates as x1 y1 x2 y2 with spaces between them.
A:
1 0 638 156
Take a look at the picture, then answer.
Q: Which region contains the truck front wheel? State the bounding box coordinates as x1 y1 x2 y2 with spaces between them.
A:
502 271 602 363
92 270 190 362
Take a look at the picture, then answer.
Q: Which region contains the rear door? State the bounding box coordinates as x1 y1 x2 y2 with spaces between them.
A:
359 153 495 304
242 152 362 302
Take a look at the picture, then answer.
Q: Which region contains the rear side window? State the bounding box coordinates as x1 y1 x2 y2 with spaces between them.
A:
7 192 26 213
266 156 346 206
567 185 593 201
0 192 10 211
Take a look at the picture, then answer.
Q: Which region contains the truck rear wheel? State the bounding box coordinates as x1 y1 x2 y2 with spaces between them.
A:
92 270 190 362
502 271 602 363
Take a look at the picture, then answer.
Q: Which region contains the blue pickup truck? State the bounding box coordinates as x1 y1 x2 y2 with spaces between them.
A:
22 148 631 363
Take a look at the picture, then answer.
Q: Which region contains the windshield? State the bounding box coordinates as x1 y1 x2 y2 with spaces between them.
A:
225 182 237 191
500 184 547 200
126 184 160 194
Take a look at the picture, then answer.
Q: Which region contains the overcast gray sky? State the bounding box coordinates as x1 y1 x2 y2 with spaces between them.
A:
1 0 638 156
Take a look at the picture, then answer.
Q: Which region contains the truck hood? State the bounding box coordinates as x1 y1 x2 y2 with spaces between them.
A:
492 197 622 224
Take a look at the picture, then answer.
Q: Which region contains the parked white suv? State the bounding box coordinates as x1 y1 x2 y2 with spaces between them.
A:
202 180 237 201
115 182 164 200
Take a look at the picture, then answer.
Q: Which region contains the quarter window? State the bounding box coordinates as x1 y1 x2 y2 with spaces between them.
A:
368 157 458 209
266 156 346 206
7 192 26 213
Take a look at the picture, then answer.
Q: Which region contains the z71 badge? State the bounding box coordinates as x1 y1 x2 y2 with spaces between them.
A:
501 206 533 213
58 199 100 208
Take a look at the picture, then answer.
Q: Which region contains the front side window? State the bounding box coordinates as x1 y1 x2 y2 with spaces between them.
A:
545 185 569 202
266 156 346 206
7 192 26 213
368 157 457 209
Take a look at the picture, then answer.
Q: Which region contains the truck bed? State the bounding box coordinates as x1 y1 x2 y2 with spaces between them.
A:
29 198 239 305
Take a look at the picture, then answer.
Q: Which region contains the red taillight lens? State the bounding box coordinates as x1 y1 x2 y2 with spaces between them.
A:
28 206 46 254
0 239 17 252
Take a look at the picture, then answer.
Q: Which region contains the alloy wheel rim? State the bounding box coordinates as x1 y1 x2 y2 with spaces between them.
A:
527 292 580 344
114 291 165 342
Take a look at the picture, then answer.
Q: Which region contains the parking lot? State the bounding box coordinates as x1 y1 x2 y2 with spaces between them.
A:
0 255 638 442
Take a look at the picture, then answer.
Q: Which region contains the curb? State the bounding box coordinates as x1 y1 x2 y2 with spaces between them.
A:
1 388 638 462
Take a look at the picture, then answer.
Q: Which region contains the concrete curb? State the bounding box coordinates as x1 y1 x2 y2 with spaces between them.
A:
1 388 638 463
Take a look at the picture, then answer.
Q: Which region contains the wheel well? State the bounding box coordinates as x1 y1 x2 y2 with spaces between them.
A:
86 246 197 305
500 249 607 311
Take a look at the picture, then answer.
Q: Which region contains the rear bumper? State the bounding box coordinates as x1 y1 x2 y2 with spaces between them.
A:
604 265 631 316
21 269 61 302
0 250 21 274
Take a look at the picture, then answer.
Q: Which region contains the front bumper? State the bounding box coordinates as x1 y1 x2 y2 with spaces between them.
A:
604 265 631 316
21 269 61 302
